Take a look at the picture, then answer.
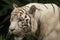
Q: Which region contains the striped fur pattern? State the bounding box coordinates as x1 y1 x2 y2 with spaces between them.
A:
9 3 60 40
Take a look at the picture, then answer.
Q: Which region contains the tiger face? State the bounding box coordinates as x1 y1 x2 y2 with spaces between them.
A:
9 4 36 37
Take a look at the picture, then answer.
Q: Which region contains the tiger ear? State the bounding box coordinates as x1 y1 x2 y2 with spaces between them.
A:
13 3 18 8
29 5 36 16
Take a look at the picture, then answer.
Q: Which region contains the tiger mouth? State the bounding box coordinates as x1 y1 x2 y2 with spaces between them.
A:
14 33 24 37
11 32 25 37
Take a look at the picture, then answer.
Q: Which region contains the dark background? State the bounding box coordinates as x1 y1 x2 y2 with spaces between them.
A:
0 0 60 40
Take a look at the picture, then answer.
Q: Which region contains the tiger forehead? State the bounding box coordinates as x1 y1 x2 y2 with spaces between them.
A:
11 8 25 19
14 8 24 13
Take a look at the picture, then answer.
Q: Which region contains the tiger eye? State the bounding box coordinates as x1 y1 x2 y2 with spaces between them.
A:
19 19 22 21
25 15 27 18
18 17 23 21
26 19 28 22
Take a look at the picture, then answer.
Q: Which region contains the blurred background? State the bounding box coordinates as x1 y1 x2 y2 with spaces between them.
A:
0 0 60 40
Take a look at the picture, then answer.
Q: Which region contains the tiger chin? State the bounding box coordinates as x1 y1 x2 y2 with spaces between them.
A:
9 3 60 40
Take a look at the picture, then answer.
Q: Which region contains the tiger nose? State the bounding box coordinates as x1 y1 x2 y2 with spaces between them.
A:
10 29 15 31
9 28 15 31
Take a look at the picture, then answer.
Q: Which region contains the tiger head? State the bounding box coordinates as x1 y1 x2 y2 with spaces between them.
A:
9 4 37 37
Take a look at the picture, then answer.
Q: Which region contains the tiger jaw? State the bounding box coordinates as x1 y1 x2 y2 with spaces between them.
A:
13 32 25 37
9 29 31 37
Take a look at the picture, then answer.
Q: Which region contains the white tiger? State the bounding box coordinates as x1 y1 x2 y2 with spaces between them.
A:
9 3 60 40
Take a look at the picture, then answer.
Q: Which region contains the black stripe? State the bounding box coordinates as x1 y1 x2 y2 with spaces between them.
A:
43 4 48 9
35 19 40 37
51 4 55 13
35 19 44 40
